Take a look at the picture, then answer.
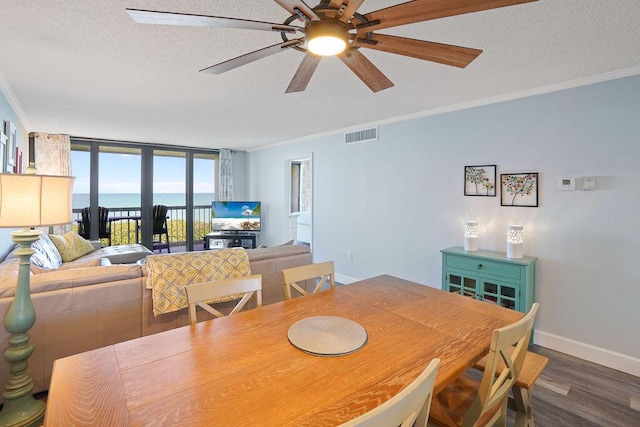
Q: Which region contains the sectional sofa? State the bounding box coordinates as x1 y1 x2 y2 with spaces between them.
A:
0 236 313 400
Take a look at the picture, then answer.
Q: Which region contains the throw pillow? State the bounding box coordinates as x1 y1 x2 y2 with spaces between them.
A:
31 258 101 274
280 240 295 246
49 232 97 262
30 233 63 270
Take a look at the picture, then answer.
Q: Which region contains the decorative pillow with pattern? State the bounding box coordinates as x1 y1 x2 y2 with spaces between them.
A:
31 234 63 270
48 232 97 262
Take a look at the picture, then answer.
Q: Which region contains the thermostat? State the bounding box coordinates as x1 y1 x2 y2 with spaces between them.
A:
583 176 596 190
557 177 575 191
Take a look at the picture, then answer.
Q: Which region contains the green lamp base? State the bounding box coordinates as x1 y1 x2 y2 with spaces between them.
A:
0 399 44 427
0 230 46 427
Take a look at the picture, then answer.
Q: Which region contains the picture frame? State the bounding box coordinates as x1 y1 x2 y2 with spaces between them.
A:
14 147 22 173
501 172 539 207
0 132 6 173
4 121 16 170
464 165 496 196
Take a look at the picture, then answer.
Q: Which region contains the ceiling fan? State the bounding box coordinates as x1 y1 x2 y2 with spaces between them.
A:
127 0 537 93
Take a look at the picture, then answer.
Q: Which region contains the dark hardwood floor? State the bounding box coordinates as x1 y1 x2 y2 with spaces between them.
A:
466 344 640 426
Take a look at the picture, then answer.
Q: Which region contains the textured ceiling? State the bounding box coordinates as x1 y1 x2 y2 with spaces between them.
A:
1 1 639 151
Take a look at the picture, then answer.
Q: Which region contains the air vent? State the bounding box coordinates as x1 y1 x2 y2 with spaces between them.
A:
344 127 378 144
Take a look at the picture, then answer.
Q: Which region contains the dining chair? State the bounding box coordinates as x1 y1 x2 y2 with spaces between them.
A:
79 206 111 246
473 346 548 427
151 204 170 253
429 303 540 427
338 358 440 427
185 274 262 325
281 260 335 300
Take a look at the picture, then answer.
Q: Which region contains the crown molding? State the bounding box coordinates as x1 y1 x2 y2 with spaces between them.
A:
0 71 30 130
249 66 640 153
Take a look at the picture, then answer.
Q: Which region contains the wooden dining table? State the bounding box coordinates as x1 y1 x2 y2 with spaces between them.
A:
44 275 523 426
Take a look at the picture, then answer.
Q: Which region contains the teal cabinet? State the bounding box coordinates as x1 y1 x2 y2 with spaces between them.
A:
441 247 537 313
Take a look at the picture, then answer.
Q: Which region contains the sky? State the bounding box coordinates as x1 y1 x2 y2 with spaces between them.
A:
71 151 216 194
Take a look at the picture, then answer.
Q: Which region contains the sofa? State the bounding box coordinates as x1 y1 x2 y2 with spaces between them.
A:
0 235 313 400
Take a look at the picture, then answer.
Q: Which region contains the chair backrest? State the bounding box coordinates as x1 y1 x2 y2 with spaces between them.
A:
281 261 335 300
80 206 110 235
463 302 540 426
338 358 440 427
97 206 110 234
152 205 168 233
185 274 262 325
79 207 91 236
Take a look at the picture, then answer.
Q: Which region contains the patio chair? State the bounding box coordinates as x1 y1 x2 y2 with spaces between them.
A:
152 204 170 253
79 206 111 246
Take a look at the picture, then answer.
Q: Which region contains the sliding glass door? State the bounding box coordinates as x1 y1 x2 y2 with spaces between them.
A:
70 138 218 252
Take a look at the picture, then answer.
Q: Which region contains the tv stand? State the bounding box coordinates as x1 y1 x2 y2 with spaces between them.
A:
204 232 257 250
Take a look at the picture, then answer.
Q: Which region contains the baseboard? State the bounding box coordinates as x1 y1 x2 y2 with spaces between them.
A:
335 274 359 285
534 330 640 377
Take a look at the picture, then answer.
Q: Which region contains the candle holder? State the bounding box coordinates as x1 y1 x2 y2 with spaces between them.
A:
464 221 479 252
507 225 524 259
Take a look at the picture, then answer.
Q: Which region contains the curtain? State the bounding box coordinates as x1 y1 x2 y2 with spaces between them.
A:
218 148 233 201
31 132 72 233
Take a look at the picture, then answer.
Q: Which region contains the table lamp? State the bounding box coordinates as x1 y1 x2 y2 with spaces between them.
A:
507 224 524 259
464 220 479 252
0 173 74 427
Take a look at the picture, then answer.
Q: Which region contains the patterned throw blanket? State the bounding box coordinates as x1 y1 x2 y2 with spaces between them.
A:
145 247 251 317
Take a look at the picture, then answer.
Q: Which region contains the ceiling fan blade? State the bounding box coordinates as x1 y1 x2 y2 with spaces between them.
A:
126 9 302 33
354 33 482 68
357 0 538 33
286 54 322 93
328 0 366 23
273 0 320 21
338 49 394 92
201 40 303 74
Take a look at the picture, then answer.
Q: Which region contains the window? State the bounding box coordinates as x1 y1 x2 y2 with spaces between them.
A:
70 138 218 251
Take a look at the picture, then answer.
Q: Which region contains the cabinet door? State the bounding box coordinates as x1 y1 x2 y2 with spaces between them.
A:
480 279 519 311
445 270 480 299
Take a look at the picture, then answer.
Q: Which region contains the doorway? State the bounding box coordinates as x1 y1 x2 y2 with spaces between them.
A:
286 155 313 249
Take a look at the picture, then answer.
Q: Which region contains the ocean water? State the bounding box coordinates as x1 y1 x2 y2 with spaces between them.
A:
73 193 216 209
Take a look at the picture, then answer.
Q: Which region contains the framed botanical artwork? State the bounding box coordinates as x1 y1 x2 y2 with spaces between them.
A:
464 165 496 196
4 121 16 170
501 173 539 207
0 132 6 173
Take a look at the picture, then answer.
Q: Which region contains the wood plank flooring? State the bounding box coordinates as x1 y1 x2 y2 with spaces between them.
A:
469 344 640 426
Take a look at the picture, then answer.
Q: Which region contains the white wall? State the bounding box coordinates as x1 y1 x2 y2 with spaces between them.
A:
0 86 28 258
247 74 640 376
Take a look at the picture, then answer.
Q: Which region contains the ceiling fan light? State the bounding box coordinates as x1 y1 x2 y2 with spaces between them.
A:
307 36 346 56
305 22 349 56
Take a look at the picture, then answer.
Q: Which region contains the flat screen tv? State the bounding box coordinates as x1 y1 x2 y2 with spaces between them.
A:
211 201 261 232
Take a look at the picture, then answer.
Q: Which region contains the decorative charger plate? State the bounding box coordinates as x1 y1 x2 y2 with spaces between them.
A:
287 316 368 357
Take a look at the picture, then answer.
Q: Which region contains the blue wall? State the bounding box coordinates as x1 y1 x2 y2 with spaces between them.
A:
247 74 640 375
0 87 28 257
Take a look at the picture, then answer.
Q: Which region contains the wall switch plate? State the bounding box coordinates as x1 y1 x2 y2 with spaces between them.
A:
583 176 596 190
558 177 575 191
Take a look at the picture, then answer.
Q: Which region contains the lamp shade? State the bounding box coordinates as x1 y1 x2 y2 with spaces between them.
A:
506 225 524 259
464 220 478 252
0 174 74 228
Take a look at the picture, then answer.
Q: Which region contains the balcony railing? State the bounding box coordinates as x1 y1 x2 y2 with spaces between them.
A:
72 205 213 247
